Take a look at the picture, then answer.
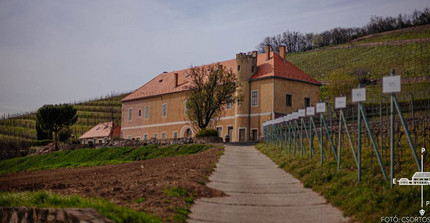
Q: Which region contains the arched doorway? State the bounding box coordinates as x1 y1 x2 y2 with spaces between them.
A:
180 125 193 138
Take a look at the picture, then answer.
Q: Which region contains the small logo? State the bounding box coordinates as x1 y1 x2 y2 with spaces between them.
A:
420 209 425 216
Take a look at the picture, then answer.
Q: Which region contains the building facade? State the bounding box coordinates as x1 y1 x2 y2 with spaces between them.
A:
79 122 121 144
121 46 321 142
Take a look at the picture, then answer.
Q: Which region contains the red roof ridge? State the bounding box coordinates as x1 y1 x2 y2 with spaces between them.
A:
123 51 320 102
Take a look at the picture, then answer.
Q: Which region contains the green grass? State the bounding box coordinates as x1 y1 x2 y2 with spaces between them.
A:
0 191 162 223
0 144 212 175
162 186 195 222
287 43 430 81
256 142 430 222
164 187 188 197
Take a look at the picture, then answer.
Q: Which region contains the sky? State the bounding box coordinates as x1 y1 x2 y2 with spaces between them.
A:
0 0 429 117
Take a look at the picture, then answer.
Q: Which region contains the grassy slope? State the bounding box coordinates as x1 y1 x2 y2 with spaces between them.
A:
351 24 430 44
256 142 429 222
0 144 211 175
0 191 162 223
286 25 430 102
0 92 128 141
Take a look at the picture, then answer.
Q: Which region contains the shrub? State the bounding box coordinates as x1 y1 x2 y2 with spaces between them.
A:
195 129 218 138
58 128 72 143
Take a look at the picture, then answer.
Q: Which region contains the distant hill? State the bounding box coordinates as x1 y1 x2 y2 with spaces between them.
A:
0 92 130 141
286 24 430 101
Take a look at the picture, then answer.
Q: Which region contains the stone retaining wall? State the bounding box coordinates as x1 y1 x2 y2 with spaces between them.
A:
0 207 113 223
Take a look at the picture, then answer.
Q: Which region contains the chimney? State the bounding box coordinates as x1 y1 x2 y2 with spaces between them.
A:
279 46 286 60
265 45 270 60
174 73 178 88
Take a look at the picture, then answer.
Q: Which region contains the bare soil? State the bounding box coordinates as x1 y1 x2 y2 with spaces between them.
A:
0 148 224 220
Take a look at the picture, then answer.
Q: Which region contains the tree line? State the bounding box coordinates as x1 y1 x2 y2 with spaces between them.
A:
256 8 430 53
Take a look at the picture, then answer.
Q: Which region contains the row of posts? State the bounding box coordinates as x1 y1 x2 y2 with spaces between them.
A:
262 70 421 188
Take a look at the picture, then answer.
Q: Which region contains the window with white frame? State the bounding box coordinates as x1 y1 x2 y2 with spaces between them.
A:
162 103 167 118
128 108 133 121
173 131 178 139
251 90 258 107
161 132 166 139
145 106 150 119
144 134 148 140
154 133 158 139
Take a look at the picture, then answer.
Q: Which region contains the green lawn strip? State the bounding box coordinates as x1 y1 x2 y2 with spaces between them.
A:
0 191 162 223
256 143 430 222
0 144 212 175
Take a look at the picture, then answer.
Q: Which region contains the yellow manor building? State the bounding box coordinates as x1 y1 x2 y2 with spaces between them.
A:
121 46 321 142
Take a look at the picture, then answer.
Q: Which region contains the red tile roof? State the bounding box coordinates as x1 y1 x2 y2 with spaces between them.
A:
123 52 320 102
79 122 120 139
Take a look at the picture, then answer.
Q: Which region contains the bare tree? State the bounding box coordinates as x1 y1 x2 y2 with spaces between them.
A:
185 64 239 130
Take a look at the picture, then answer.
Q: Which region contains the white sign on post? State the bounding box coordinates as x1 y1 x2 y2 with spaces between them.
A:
352 88 366 102
316 103 326 113
298 109 306 117
306 107 315 116
335 96 347 109
383 75 401 93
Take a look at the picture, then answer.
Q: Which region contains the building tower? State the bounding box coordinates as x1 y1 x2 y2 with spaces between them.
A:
234 51 257 142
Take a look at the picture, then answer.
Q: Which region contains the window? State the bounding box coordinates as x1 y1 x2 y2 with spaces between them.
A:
145 106 149 119
216 127 222 138
162 103 167 118
138 109 142 117
83 139 86 144
237 98 241 106
128 108 133 121
154 133 158 139
136 137 141 141
161 132 166 139
173 131 178 139
144 134 148 140
93 138 97 143
227 126 233 139
99 139 103 144
251 129 258 141
184 101 188 114
251 90 258 107
127 135 131 139
237 65 240 71
104 137 108 143
305 97 310 108
227 95 233 109
251 66 254 73
286 94 292 106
